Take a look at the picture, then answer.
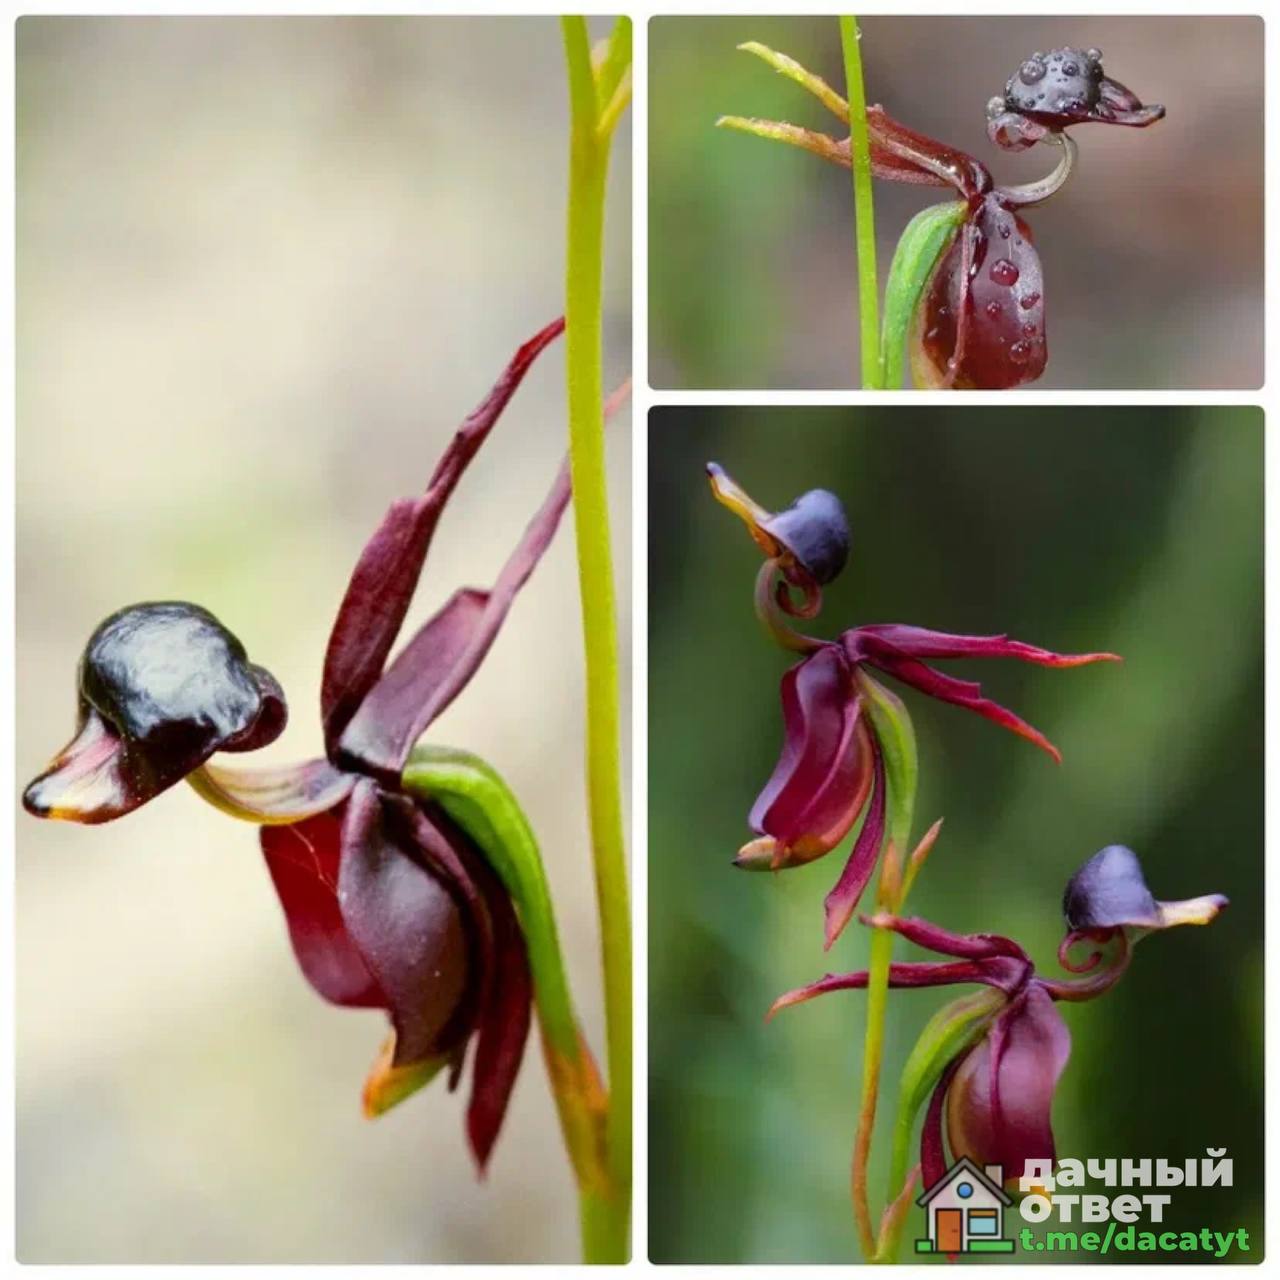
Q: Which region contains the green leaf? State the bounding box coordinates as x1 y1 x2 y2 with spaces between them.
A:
857 670 918 854
886 986 1005 1203
401 743 578 1058
879 200 966 390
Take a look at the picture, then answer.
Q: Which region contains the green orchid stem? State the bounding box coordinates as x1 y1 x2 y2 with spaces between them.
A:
851 675 919 1261
561 15 632 1262
839 15 881 388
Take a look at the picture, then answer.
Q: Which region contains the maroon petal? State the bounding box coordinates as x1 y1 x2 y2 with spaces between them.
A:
915 194 1047 390
743 646 873 870
767 959 1016 1019
862 912 1029 964
338 781 474 1071
463 844 533 1171
822 737 886 948
846 635 1064 763
946 984 1070 1187
867 105 992 199
319 318 564 752
336 456 573 782
260 806 384 1009
853 625 1119 669
921 1053 967 1190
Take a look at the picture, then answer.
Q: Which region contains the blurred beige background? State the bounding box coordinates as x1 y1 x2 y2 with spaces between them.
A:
16 16 630 1263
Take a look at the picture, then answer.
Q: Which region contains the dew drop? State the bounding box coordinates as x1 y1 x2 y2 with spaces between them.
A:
1019 58 1046 85
1019 291 1041 310
989 259 1020 286
998 222 1012 239
1022 321 1038 336
1063 60 1079 77
1009 340 1033 363
985 300 1004 319
1087 47 1102 62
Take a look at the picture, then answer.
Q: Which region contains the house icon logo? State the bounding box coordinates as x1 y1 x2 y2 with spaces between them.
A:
915 1156 1014 1254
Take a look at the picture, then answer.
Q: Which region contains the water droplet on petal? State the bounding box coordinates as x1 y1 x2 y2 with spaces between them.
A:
990 259 1020 286
986 300 1004 319
1019 291 1041 310
1009 339 1033 363
1019 58 1046 84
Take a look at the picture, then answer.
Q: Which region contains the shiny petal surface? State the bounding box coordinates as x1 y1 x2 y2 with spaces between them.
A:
25 602 287 822
320 318 564 750
916 195 1047 390
261 805 384 1009
749 646 873 866
946 984 1070 1186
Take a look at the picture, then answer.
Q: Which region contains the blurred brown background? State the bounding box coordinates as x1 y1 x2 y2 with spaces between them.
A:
16 16 630 1263
650 16 1263 389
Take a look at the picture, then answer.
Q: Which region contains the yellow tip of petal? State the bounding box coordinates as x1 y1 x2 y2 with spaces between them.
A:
361 1034 444 1118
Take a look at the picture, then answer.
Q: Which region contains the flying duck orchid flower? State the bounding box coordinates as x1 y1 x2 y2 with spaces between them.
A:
24 319 625 1172
709 464 1119 946
768 845 1226 1189
718 43 1164 388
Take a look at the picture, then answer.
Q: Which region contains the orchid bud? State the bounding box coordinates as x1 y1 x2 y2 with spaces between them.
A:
23 602 286 824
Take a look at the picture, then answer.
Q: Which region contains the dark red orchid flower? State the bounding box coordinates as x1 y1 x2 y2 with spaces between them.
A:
709 465 1119 947
722 43 1163 389
23 318 587 1171
770 846 1225 1189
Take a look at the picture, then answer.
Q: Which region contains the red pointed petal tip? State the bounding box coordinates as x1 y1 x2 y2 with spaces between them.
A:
747 647 874 871
848 627 1121 765
822 737 886 949
320 317 564 750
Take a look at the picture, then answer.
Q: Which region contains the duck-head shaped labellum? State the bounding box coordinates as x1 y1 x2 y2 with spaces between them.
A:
988 48 1166 151
707 462 850 589
23 602 286 823
1063 844 1228 933
914 194 1046 389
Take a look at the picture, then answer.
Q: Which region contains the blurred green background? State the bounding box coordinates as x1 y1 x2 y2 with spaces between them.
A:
17 16 629 1263
648 407 1262 1263
649 17 1263 390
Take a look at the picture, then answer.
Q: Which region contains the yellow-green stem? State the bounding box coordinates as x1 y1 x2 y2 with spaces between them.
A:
561 15 632 1262
839 16 881 388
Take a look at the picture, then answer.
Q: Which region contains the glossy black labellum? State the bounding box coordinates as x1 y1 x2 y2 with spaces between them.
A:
761 489 850 586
